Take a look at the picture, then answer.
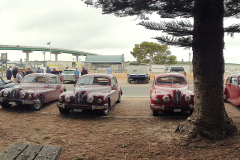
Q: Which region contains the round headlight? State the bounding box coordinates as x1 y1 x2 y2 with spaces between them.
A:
65 96 71 102
163 96 170 103
0 92 2 97
3 91 8 97
28 94 32 99
20 92 25 99
97 99 102 103
87 97 94 103
155 98 160 103
185 95 191 102
59 97 63 102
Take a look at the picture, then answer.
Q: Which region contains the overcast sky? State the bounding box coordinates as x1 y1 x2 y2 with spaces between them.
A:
0 0 240 64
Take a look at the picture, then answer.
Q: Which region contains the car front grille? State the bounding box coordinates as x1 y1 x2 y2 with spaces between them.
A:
174 90 181 104
75 92 83 104
11 88 19 99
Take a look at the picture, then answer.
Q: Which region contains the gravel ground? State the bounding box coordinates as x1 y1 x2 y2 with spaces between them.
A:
0 76 239 159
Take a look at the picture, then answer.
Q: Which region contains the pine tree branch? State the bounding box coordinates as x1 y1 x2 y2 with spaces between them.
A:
154 36 192 48
138 20 193 36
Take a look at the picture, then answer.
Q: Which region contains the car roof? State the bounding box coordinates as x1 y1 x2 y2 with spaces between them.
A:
155 73 186 78
81 73 114 78
24 73 58 77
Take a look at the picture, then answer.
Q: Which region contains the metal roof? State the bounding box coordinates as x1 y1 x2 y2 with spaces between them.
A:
85 55 124 64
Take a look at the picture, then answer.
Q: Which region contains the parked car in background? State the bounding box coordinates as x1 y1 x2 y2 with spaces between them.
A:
57 74 122 116
61 69 76 83
0 73 65 111
0 77 18 91
167 66 186 76
150 73 194 116
224 73 240 105
126 65 150 83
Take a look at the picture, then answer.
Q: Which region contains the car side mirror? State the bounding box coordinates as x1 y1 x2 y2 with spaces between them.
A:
150 84 153 87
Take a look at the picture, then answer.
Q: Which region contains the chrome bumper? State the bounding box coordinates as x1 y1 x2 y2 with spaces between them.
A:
0 98 38 105
57 103 108 110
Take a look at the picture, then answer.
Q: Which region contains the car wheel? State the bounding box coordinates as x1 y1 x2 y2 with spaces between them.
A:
116 94 121 103
152 110 158 116
99 100 109 116
29 96 43 111
224 92 229 103
1 102 12 108
190 110 193 114
59 108 70 114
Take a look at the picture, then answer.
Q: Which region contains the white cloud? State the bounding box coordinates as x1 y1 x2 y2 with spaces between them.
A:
0 0 240 64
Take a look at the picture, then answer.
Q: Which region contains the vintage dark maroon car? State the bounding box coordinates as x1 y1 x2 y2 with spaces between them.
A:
0 73 65 111
150 73 194 116
57 74 122 116
224 73 240 105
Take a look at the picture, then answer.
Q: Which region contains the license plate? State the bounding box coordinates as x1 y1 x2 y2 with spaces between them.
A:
74 109 82 112
174 109 181 112
9 102 15 105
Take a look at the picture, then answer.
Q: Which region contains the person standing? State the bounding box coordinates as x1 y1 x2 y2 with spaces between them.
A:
36 67 41 73
106 66 112 74
6 68 12 80
19 67 25 78
51 68 59 75
16 70 22 83
46 66 51 73
12 67 18 82
26 68 33 75
74 68 80 78
81 67 88 76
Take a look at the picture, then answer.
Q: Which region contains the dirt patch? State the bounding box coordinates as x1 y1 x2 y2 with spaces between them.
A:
0 98 239 159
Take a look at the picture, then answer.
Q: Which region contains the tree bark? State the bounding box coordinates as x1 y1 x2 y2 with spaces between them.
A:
176 0 238 139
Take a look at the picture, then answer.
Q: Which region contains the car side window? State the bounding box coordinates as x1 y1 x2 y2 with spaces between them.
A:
231 77 238 85
56 77 61 84
226 77 231 84
112 77 116 86
50 77 57 84
238 77 240 85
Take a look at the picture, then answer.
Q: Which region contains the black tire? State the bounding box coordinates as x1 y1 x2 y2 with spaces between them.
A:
59 108 70 114
1 102 12 108
190 110 193 114
152 110 158 116
98 100 109 116
116 94 121 103
29 96 43 111
224 92 229 103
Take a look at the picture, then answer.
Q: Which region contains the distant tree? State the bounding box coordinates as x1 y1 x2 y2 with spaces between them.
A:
84 0 240 139
131 41 177 64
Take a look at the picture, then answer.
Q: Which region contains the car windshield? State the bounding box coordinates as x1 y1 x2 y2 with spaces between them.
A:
77 77 109 85
22 75 47 83
156 76 186 84
170 67 184 72
62 70 75 74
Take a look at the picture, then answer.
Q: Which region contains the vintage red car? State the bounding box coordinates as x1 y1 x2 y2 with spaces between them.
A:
0 73 65 111
57 74 122 116
150 73 194 116
224 73 240 105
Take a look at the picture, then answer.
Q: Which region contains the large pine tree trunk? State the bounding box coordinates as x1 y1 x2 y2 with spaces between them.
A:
176 0 238 139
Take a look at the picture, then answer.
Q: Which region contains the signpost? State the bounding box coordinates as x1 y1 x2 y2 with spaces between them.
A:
1 53 7 78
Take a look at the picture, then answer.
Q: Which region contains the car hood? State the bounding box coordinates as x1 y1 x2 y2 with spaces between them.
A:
154 84 189 95
13 83 50 91
74 85 111 94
